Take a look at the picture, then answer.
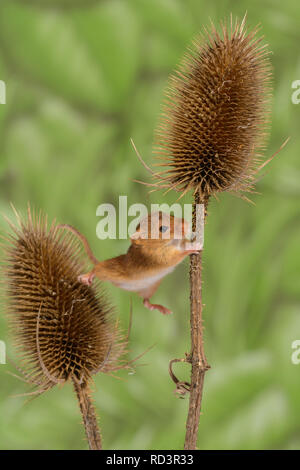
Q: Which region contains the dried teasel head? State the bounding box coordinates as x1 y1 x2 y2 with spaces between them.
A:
153 15 272 202
0 207 126 395
0 206 131 449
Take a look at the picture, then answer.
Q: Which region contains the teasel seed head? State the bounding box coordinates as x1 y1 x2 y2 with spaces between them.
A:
154 15 272 201
0 207 126 394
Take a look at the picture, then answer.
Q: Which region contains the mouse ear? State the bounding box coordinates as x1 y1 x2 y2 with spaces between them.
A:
130 223 142 243
130 231 141 241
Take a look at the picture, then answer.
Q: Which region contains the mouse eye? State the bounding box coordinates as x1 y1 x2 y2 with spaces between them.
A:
159 225 168 233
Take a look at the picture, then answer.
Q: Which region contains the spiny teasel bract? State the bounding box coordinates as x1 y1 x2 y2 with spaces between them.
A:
0 207 127 449
153 15 272 201
1 207 126 389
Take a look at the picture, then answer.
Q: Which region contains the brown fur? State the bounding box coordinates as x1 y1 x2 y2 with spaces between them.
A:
59 212 202 315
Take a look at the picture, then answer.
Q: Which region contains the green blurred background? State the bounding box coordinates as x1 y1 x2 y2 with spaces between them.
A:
0 0 299 450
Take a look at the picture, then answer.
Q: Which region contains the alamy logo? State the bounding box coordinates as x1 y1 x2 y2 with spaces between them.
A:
291 80 300 104
95 197 204 243
0 80 6 104
0 340 6 364
291 340 300 365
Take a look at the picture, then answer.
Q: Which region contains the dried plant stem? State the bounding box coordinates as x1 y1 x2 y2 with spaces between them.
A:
184 192 210 450
73 379 102 450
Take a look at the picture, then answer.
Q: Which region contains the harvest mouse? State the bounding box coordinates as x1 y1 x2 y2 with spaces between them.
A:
58 211 202 315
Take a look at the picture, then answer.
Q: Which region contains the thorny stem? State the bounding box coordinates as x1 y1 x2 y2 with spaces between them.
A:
73 379 102 450
184 192 210 450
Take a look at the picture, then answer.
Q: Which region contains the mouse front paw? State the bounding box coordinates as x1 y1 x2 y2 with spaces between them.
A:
78 272 95 286
184 240 203 254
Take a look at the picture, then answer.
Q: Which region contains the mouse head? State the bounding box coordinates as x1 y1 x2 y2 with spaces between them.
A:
130 211 190 247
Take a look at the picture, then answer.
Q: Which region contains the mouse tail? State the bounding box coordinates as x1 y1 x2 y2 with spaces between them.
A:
57 224 98 265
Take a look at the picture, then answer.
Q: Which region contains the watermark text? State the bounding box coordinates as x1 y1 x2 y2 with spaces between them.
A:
96 196 204 243
0 340 6 364
0 80 6 104
291 340 300 365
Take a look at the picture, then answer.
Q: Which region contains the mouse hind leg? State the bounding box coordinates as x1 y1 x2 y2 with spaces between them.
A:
143 299 172 315
139 281 172 315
